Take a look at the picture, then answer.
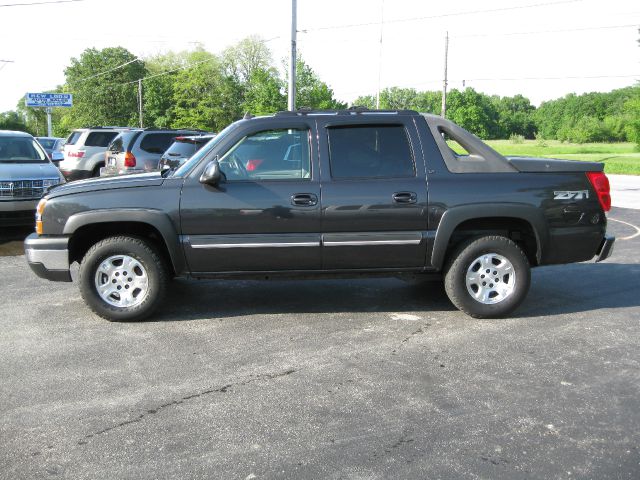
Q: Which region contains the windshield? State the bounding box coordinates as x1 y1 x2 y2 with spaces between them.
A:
0 136 48 163
173 124 236 177
37 138 56 149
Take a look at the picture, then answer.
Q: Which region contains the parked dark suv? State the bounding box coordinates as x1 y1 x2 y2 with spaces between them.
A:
102 128 202 176
158 134 216 170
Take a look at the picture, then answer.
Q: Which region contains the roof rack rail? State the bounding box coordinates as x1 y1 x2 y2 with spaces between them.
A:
274 108 420 117
80 126 132 129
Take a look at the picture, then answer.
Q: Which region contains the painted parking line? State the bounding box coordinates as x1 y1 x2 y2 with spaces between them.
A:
608 218 640 241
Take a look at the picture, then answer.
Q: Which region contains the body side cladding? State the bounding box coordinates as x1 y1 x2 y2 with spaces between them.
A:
62 208 186 275
430 204 548 270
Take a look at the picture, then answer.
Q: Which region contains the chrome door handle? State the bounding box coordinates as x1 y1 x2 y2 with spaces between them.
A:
392 191 417 204
291 193 318 206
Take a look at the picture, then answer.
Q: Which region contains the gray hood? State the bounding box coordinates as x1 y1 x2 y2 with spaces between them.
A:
47 172 165 198
0 161 62 180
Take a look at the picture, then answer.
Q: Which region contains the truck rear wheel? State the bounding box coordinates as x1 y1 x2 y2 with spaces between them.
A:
78 236 168 321
444 235 530 318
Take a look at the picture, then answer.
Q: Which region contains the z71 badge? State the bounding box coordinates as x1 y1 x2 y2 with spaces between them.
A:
553 190 589 200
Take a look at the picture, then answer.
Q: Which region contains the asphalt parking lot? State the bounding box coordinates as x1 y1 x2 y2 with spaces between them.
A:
1 207 639 479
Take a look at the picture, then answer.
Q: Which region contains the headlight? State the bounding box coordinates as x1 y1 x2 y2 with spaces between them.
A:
35 198 47 234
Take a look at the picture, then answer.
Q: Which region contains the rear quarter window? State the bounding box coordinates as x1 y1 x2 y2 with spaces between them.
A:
85 131 119 147
65 131 83 145
140 133 178 154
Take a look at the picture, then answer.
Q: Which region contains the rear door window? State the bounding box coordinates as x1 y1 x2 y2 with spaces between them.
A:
85 131 119 147
328 124 415 179
140 133 178 154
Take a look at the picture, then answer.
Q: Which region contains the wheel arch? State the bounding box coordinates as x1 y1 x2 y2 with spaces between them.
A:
431 204 548 270
64 209 184 275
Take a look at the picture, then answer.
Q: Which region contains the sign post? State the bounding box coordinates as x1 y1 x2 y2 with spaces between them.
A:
25 93 73 137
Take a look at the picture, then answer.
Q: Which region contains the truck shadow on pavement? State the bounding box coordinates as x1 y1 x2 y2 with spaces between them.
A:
0 226 32 256
152 262 640 322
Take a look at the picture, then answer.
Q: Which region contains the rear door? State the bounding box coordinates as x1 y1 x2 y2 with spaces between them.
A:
318 116 428 269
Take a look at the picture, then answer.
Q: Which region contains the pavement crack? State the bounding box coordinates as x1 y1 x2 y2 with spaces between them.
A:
392 324 430 355
79 368 296 444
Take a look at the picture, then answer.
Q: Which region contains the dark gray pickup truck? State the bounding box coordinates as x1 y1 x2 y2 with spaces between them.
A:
24 109 614 321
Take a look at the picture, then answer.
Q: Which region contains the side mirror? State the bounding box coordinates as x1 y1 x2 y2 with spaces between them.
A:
199 157 222 186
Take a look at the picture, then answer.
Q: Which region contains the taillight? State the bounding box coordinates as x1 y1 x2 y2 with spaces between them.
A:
586 171 611 212
124 152 136 167
68 150 85 158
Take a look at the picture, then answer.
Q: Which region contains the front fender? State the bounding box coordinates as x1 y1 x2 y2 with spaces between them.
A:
63 208 185 274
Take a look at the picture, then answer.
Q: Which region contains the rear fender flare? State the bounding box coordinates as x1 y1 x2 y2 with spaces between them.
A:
430 204 548 270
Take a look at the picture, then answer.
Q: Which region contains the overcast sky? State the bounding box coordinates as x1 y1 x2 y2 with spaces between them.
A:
0 0 638 112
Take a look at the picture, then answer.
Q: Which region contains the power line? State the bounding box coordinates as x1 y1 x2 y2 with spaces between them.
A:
453 23 640 39
0 0 83 7
459 73 640 82
299 0 585 33
70 57 142 84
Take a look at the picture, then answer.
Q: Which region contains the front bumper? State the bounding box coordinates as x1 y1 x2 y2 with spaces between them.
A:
595 234 615 262
0 198 38 226
24 233 72 282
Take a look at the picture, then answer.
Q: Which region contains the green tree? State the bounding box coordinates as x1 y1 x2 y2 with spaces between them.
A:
0 110 29 132
624 90 640 148
171 50 243 130
60 47 147 131
242 67 286 115
491 94 536 139
446 88 500 139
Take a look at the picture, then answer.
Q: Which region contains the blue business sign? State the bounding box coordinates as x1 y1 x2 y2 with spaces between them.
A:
25 93 73 108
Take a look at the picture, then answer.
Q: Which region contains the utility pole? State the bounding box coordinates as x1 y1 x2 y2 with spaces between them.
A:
288 0 297 111
45 107 52 137
138 79 143 128
375 0 384 109
441 31 449 118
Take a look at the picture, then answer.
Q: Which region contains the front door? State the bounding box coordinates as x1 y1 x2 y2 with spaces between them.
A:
180 119 321 273
318 118 428 270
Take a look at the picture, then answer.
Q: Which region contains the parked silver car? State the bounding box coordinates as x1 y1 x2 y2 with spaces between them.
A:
35 137 65 166
0 131 65 226
59 127 130 181
102 128 202 176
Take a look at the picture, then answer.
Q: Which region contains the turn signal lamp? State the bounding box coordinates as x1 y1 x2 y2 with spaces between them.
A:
35 198 46 234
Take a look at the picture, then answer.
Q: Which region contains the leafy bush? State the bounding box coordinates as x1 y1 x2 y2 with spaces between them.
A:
509 133 525 144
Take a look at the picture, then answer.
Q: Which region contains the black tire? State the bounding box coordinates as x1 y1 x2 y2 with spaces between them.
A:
444 235 530 318
91 163 103 177
78 236 168 322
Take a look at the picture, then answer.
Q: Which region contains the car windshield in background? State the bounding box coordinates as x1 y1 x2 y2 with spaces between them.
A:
173 125 234 177
164 140 198 158
0 137 48 163
37 138 56 149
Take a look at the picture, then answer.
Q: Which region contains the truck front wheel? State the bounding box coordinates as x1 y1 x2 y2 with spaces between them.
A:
444 235 530 318
78 236 168 321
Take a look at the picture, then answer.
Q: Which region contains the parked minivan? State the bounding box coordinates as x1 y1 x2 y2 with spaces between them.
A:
0 131 65 226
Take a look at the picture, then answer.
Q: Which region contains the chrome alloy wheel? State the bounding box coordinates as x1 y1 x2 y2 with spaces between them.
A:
465 253 516 305
94 255 149 308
